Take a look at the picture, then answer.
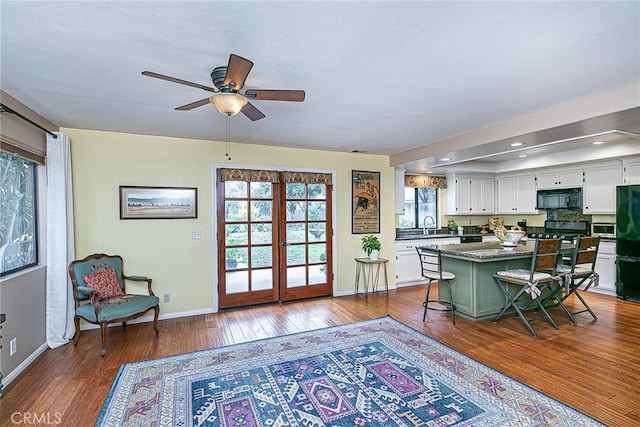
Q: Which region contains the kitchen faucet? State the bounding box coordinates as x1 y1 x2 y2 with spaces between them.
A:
422 216 436 235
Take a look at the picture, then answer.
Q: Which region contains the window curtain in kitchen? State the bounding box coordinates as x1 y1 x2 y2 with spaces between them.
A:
405 174 447 189
45 132 76 348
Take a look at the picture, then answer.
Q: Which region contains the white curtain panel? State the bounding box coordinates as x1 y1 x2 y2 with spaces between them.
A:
45 132 75 348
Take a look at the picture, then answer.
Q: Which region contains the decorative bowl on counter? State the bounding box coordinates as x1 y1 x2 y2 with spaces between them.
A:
494 226 526 246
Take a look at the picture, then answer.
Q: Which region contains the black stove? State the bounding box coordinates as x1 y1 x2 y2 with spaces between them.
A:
528 220 590 241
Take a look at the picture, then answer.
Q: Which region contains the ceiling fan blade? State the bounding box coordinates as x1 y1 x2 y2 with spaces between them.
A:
241 102 266 121
223 54 254 91
142 71 218 93
244 89 305 102
175 98 210 111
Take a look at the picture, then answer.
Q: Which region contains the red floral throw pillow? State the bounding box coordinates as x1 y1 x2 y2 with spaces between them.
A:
82 268 124 300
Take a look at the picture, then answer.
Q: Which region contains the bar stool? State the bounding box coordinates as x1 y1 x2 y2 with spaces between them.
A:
554 236 600 320
492 238 563 337
416 246 456 325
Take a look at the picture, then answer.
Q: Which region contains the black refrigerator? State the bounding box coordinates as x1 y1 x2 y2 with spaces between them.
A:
616 185 640 300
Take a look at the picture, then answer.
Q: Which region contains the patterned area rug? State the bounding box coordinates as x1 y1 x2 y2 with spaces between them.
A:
97 316 604 426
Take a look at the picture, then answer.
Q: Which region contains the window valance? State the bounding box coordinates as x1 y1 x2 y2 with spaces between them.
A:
217 169 332 185
405 174 447 189
280 171 332 185
217 168 280 183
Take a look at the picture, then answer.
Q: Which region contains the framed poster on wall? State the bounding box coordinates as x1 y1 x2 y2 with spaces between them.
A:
352 170 380 234
119 186 198 219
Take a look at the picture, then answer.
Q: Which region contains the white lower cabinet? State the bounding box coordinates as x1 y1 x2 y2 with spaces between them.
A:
590 241 616 295
395 237 460 286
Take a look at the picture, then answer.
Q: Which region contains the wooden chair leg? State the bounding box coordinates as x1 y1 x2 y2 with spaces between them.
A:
122 321 127 331
100 323 108 357
72 317 81 346
152 305 160 334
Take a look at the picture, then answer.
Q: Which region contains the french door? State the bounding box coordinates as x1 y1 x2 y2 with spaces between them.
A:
217 169 333 309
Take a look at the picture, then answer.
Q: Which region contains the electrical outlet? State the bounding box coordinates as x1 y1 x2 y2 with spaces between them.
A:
163 293 171 303
10 338 17 356
192 230 201 239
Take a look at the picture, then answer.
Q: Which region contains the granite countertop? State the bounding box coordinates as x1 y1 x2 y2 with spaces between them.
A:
436 241 535 259
395 233 490 241
418 240 574 261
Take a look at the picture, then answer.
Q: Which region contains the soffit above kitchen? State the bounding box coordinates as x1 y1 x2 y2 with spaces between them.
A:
1 1 638 166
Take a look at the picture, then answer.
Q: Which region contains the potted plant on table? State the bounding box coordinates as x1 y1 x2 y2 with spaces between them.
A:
361 235 381 261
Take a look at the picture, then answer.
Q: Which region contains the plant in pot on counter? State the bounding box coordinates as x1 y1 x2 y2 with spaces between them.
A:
361 235 381 261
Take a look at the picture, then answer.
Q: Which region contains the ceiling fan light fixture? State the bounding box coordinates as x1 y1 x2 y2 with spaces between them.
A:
209 93 248 116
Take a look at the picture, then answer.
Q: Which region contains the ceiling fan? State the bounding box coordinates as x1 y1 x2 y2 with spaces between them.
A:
142 54 305 121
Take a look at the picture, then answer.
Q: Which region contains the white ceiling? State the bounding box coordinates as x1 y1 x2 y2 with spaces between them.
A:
1 1 639 172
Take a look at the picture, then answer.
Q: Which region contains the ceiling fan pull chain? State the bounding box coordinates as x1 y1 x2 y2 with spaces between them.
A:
225 113 231 161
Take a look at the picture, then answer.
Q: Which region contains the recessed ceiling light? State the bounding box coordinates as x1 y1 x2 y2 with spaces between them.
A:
593 141 605 145
510 142 524 147
441 157 451 161
518 154 527 158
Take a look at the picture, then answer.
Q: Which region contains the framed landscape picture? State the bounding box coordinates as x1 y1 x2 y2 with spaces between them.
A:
352 170 380 234
119 186 198 219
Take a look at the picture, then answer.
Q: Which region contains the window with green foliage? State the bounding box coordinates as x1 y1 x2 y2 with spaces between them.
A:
1 152 38 275
398 187 438 229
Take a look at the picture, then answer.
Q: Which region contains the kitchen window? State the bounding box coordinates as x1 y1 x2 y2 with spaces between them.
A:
399 187 438 229
1 152 38 275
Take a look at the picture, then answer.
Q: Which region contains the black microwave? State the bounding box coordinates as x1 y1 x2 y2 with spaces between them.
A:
536 188 583 210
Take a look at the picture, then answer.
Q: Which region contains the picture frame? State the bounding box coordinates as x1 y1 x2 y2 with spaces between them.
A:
119 186 198 219
352 170 380 234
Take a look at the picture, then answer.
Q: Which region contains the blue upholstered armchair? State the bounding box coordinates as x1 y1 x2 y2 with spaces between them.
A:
68 253 160 356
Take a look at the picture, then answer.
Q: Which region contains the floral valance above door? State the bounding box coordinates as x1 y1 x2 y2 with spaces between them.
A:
404 174 447 189
218 168 332 185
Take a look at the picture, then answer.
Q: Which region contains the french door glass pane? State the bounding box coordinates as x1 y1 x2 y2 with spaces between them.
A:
225 247 248 269
225 181 247 198
308 184 326 199
286 223 306 243
285 201 306 221
286 183 306 199
250 182 272 198
226 271 249 293
225 224 248 245
250 224 272 244
225 201 248 221
252 268 273 291
251 246 272 268
309 265 326 285
286 245 305 265
308 243 326 263
286 266 306 287
308 223 326 241
250 201 272 221
307 201 326 220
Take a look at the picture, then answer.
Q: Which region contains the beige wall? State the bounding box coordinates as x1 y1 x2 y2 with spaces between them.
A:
64 128 395 315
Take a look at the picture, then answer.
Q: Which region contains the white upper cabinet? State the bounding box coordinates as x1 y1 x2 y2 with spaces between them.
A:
394 169 405 215
445 174 494 215
623 158 640 185
535 168 583 189
583 162 622 214
496 174 537 214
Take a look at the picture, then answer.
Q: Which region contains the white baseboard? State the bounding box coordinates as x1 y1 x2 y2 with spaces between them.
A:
2 342 48 389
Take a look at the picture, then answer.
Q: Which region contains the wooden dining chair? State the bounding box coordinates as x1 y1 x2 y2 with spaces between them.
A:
553 236 600 320
492 239 563 337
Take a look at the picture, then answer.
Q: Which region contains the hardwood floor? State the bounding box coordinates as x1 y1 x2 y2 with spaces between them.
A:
2 285 639 426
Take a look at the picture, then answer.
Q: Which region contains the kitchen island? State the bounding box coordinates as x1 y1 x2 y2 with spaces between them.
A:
418 240 540 320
